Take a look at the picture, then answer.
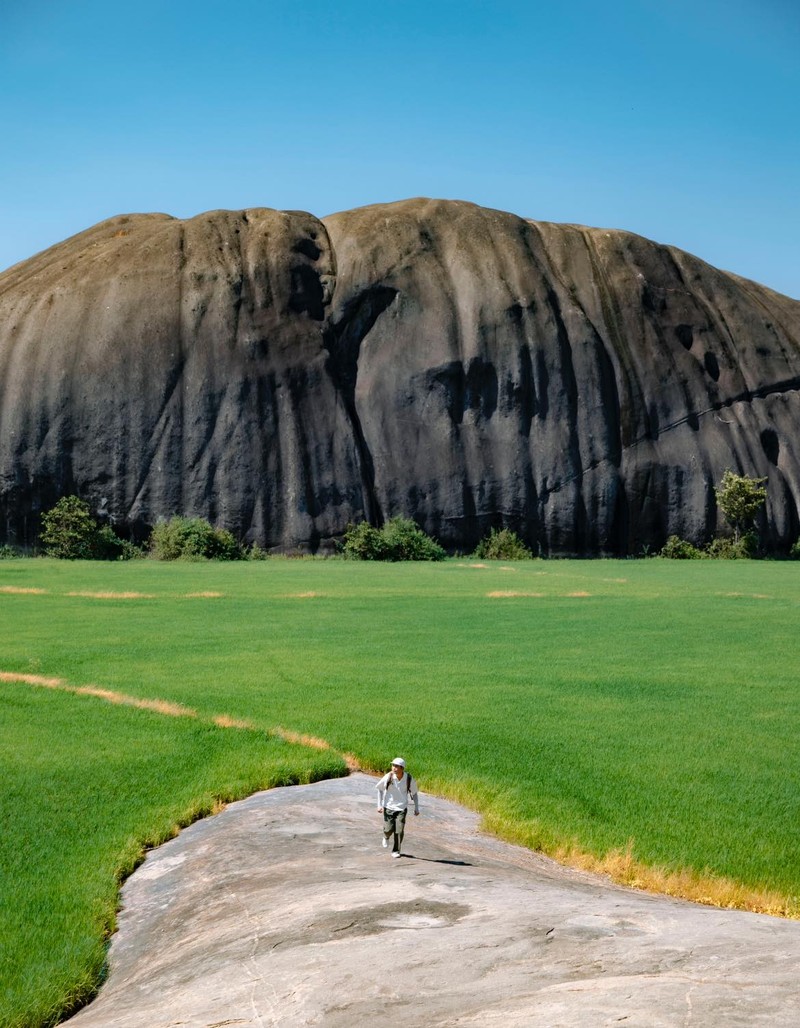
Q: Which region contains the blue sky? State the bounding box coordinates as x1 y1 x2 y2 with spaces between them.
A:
1 0 798 297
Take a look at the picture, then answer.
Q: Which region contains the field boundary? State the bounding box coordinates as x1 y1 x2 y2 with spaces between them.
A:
2 668 796 920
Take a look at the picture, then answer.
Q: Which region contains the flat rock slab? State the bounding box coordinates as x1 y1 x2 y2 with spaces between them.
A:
65 773 800 1027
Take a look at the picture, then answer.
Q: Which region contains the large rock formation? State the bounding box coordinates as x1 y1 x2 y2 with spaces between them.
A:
1 198 799 554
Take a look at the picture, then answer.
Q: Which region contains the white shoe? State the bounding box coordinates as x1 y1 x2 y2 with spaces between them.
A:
392 851 401 858
382 837 388 849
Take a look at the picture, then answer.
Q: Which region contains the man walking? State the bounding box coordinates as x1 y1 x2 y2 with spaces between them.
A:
376 758 419 858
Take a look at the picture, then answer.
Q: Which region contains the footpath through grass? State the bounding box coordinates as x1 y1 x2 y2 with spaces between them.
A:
1 557 799 1025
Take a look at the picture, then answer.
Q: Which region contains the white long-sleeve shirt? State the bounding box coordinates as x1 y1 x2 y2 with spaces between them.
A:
376 771 419 813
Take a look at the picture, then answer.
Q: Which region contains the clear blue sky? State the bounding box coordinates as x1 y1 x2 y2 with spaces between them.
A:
1 0 798 297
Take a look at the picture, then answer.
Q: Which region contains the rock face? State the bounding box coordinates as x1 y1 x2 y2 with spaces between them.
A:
63 774 800 1028
1 198 799 553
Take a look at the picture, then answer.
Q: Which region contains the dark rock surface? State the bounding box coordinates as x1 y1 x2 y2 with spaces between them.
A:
62 774 800 1028
0 209 363 550
2 199 799 553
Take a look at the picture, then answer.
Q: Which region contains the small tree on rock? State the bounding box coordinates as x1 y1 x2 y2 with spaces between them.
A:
714 470 767 542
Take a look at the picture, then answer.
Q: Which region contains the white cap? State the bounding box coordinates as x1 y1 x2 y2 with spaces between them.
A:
391 757 406 768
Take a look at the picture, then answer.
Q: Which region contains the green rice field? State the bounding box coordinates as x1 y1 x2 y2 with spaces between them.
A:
1 556 799 1026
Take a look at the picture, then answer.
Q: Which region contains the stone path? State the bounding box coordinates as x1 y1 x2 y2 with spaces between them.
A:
64 774 800 1027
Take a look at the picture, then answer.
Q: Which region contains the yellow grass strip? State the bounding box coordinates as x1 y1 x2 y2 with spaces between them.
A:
0 585 48 595
0 671 64 687
473 802 799 919
213 715 256 730
553 843 798 919
283 591 322 598
487 590 544 598
0 670 197 718
73 687 197 718
66 591 156 599
185 591 224 598
469 562 487 568
2 672 361 781
566 591 591 597
273 725 363 772
272 726 333 751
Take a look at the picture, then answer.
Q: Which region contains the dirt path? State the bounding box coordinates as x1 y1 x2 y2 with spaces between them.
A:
64 774 800 1027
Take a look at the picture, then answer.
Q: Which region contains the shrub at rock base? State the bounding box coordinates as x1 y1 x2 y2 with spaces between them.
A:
94 525 142 561
40 496 100 559
660 532 758 560
149 517 242 560
473 528 532 560
341 521 388 560
40 496 138 560
705 533 757 560
342 517 445 561
659 535 705 559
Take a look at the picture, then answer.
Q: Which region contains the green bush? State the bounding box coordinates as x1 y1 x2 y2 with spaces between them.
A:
342 517 445 561
40 496 99 559
380 517 446 561
660 535 705 559
149 517 242 560
246 543 270 561
93 525 143 561
0 543 22 559
473 527 532 560
341 521 389 560
705 532 757 560
789 539 800 560
39 496 139 560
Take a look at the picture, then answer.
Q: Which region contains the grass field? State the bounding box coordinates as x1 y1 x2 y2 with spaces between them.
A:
1 556 799 1026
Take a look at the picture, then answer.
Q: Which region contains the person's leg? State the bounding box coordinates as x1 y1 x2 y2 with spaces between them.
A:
393 809 407 853
383 809 396 847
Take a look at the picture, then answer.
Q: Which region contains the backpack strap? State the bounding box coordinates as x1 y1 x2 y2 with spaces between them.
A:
383 771 413 795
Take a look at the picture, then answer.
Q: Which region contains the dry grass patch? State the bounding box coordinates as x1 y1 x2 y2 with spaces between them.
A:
66 591 156 600
213 715 256 730
74 687 197 719
479 811 799 919
566 591 591 597
1 670 197 719
0 671 63 688
0 585 48 595
185 591 224 598
272 726 333 751
487 590 545 598
558 843 799 919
